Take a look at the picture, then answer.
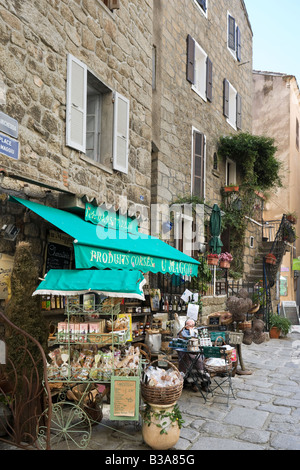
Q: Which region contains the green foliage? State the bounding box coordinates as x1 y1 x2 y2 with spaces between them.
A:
269 314 291 335
218 133 283 277
191 255 212 294
5 242 48 386
218 133 282 190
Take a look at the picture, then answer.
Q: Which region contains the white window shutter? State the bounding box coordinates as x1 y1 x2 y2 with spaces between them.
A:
113 92 129 174
66 54 87 153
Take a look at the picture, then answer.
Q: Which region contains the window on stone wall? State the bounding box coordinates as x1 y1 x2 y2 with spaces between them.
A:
194 0 207 16
186 35 213 102
66 54 129 174
227 12 241 61
223 79 242 130
100 0 120 10
192 129 206 199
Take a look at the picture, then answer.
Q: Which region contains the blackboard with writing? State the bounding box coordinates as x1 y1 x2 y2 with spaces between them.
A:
45 242 72 273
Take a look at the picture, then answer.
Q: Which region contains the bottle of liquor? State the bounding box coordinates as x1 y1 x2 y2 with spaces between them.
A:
173 295 178 312
161 295 165 311
169 295 173 312
165 295 169 312
177 298 182 313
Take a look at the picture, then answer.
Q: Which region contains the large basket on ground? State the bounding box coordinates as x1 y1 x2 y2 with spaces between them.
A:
141 359 183 405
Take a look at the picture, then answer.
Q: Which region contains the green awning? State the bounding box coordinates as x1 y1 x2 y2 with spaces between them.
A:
10 196 199 276
33 269 146 300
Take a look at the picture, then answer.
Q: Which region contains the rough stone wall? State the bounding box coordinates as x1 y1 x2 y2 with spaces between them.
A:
0 0 153 213
152 0 253 207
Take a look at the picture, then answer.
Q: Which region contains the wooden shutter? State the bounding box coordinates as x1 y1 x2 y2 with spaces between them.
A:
113 92 129 174
186 35 195 84
223 79 229 118
236 93 242 129
236 26 241 61
193 131 205 199
109 0 120 9
228 15 236 51
66 54 87 153
206 57 213 102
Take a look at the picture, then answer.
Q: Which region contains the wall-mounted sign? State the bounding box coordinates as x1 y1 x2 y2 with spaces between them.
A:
85 203 138 233
0 253 14 300
0 132 19 160
0 340 6 364
0 111 18 138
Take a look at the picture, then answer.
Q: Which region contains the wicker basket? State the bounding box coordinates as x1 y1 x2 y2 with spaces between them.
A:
204 358 232 375
141 360 183 405
238 321 252 331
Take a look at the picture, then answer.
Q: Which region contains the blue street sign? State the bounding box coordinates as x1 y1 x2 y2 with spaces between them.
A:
0 133 19 160
0 111 18 138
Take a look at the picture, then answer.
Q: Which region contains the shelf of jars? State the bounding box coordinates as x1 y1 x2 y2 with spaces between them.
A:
47 297 143 385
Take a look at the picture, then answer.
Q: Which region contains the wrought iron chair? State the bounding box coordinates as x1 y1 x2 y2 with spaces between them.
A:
200 343 235 406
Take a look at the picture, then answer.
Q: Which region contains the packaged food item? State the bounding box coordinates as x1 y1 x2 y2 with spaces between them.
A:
57 322 66 342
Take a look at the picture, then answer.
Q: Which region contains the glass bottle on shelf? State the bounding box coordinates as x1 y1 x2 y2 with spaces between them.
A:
169 295 173 312
173 295 178 312
165 295 169 312
177 297 182 313
161 295 165 311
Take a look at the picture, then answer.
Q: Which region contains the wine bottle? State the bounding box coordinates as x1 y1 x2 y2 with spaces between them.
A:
169 295 173 312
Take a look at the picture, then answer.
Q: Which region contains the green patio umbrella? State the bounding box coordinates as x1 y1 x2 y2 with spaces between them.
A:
209 203 223 254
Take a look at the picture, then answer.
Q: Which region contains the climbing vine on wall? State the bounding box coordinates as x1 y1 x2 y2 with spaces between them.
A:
218 133 282 277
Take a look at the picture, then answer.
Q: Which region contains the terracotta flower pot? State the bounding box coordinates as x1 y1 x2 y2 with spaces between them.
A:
220 260 230 269
269 326 280 339
207 258 218 266
224 186 239 192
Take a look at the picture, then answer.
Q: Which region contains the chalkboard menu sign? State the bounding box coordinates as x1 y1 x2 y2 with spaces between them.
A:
45 242 72 273
208 315 220 326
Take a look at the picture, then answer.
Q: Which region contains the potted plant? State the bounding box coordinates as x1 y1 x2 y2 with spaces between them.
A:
223 184 239 193
219 252 233 268
141 402 184 450
286 212 297 224
282 224 296 243
265 253 276 265
269 314 292 338
207 253 219 266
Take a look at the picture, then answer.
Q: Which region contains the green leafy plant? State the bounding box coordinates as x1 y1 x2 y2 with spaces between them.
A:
269 314 292 336
141 404 184 434
218 133 282 191
218 133 283 277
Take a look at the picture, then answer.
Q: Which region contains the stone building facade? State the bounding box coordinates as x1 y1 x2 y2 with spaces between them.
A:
152 0 253 209
253 71 300 304
0 0 153 275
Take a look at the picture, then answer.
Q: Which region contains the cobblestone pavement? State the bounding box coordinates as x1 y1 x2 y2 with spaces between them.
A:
1 328 300 451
